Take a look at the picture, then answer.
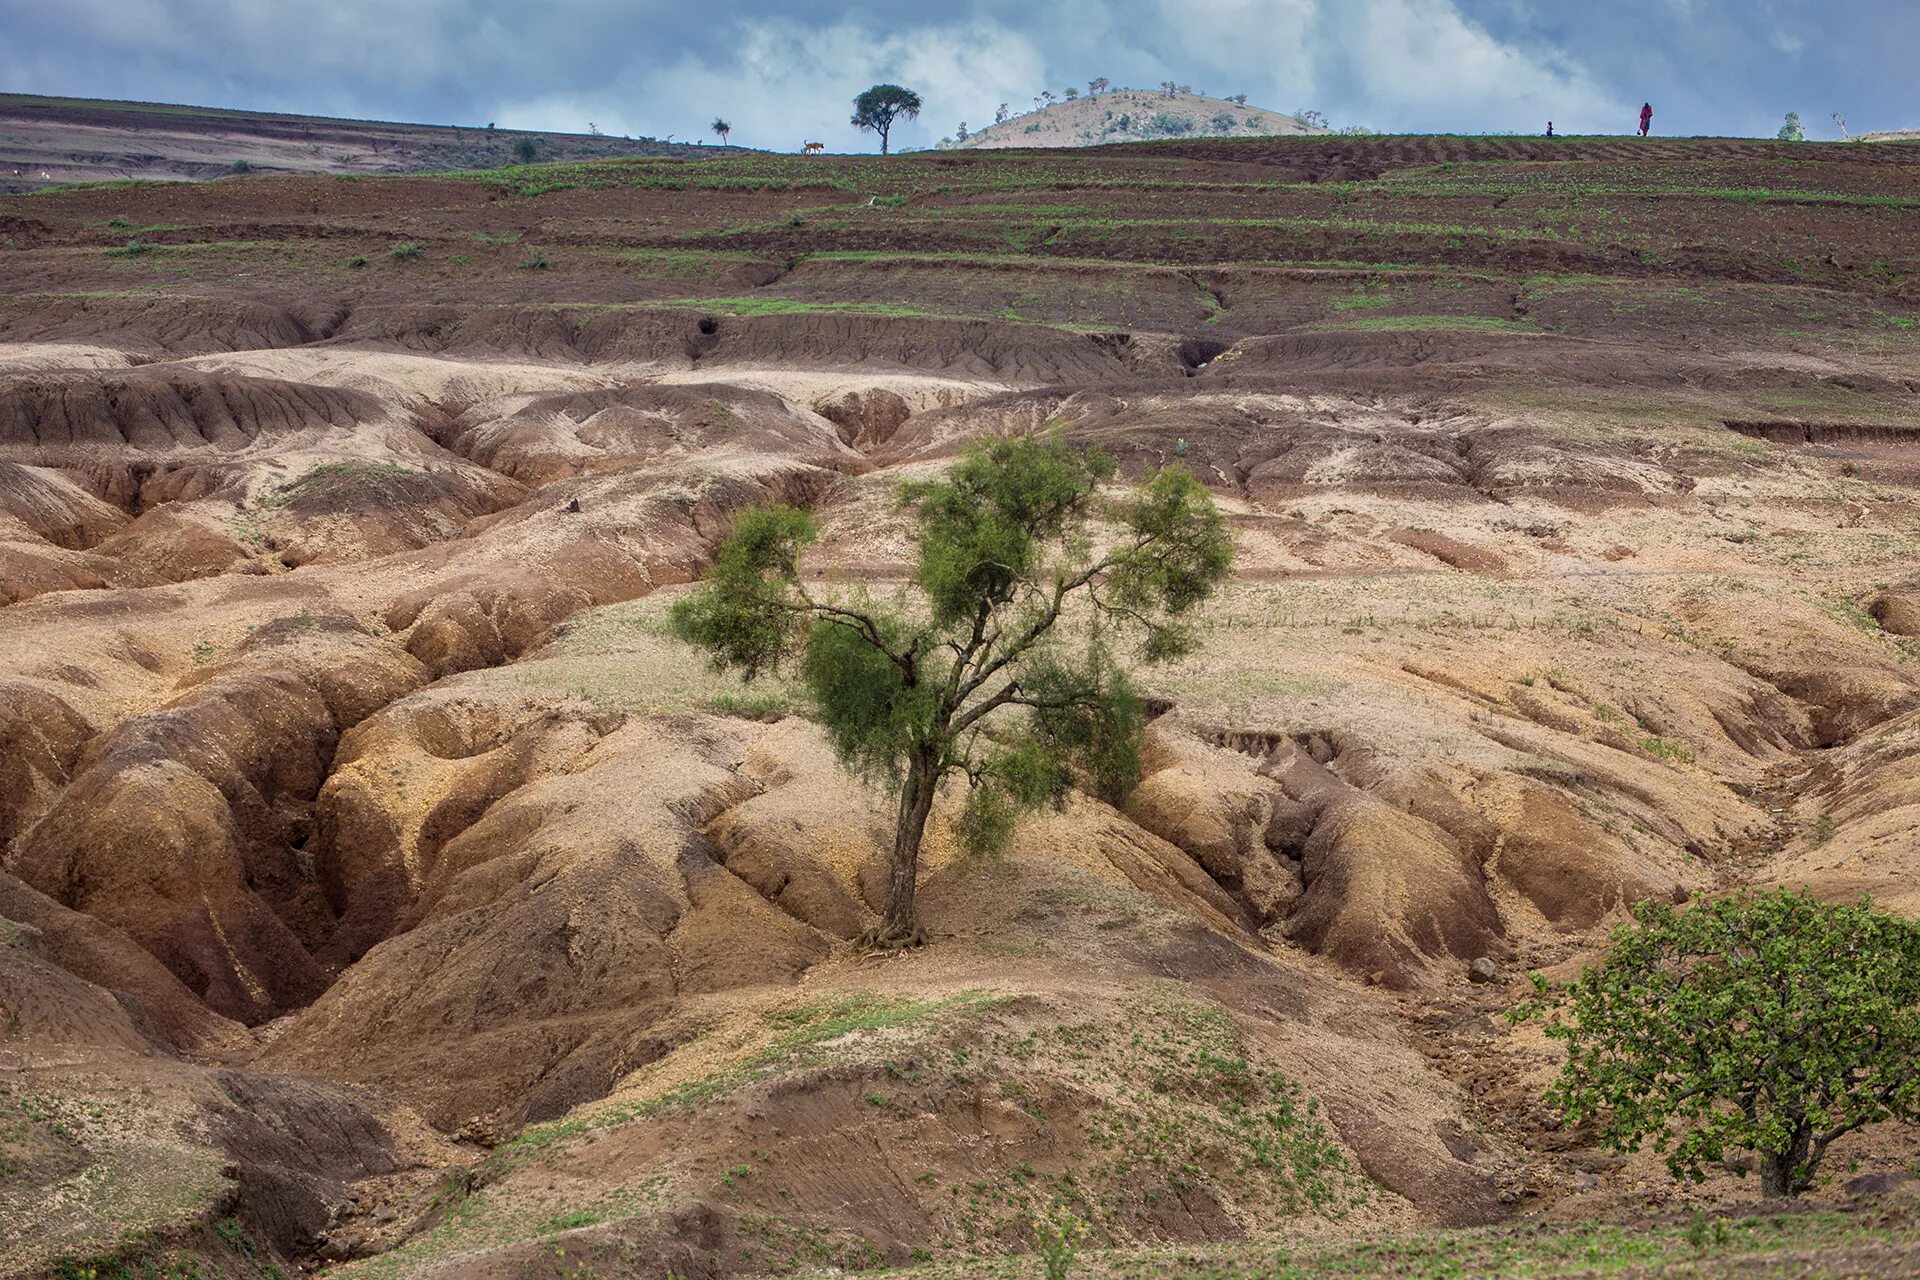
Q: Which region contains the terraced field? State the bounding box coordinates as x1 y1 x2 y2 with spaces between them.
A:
2 134 1919 1279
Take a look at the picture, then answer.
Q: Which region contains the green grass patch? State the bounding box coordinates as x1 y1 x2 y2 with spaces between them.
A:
660 295 946 319
811 1206 1920 1280
1308 313 1540 334
498 991 1003 1164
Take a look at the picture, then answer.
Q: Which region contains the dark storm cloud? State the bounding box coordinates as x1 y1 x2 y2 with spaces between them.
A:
5 1 1914 149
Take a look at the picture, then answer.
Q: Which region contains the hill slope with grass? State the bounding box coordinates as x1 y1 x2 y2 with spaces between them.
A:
0 92 723 194
944 90 1325 149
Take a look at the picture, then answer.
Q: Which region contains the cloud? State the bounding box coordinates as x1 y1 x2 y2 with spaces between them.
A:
4 0 1916 144
604 17 1050 150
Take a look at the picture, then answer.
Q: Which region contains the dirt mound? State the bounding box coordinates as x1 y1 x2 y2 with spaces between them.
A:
1668 588 1920 746
696 314 1136 384
256 460 530 565
0 293 342 356
443 383 854 484
7 617 427 1022
0 537 160 603
265 711 829 1131
0 871 239 1054
0 459 126 548
813 386 912 448
87 504 251 580
0 679 93 844
1869 580 1920 636
0 367 386 463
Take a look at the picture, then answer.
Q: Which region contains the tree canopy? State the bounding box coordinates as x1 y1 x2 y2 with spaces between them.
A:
851 83 923 156
669 432 1233 947
1520 889 1920 1197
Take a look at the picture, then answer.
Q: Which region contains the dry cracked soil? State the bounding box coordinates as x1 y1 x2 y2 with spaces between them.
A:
2 134 1920 1279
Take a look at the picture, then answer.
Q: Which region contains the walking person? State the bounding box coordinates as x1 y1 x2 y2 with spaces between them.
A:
1638 102 1653 136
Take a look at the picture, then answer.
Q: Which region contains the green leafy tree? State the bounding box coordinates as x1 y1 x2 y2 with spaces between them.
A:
669 433 1233 948
851 83 923 156
1778 111 1806 141
711 117 732 145
1521 889 1920 1197
513 136 538 164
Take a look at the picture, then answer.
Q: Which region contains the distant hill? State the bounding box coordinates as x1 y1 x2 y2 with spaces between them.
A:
0 93 725 194
942 90 1325 150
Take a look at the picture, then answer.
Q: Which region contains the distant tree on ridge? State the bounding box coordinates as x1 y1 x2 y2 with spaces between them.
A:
851 84 923 156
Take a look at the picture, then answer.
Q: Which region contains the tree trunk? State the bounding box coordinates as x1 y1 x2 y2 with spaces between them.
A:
868 749 936 948
1761 1123 1814 1197
880 129 890 157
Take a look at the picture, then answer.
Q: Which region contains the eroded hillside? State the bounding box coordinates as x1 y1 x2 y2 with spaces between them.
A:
2 136 1919 1278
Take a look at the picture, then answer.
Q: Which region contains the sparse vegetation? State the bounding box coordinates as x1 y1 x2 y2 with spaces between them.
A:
391 240 425 259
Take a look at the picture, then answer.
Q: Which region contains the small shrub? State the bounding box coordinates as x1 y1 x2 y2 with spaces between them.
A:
104 240 155 257
346 254 367 268
1033 1204 1088 1280
518 249 551 270
392 241 426 259
227 159 253 174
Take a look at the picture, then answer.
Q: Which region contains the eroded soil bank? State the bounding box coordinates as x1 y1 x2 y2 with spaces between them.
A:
3 135 1919 1278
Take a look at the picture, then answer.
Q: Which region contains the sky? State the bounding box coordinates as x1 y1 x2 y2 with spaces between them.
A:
5 1 1914 151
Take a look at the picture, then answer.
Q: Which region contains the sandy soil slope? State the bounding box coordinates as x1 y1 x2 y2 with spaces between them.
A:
2 135 1919 1278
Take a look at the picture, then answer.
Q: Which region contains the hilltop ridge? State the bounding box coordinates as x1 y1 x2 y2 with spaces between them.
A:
0 92 722 193
942 89 1326 149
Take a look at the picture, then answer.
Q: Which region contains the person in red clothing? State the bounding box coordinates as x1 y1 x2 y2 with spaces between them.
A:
1639 102 1654 136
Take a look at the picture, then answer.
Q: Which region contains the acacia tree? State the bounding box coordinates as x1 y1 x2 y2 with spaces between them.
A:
669 434 1233 948
1520 889 1920 1197
851 83 923 156
712 117 732 145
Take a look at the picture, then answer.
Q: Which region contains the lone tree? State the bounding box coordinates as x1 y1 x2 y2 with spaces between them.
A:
669 433 1233 948
711 117 732 145
1777 111 1806 141
1521 889 1920 1197
513 136 538 164
851 84 923 156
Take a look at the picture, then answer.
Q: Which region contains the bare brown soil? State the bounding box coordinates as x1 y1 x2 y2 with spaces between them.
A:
0 93 719 194
2 135 1919 1278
